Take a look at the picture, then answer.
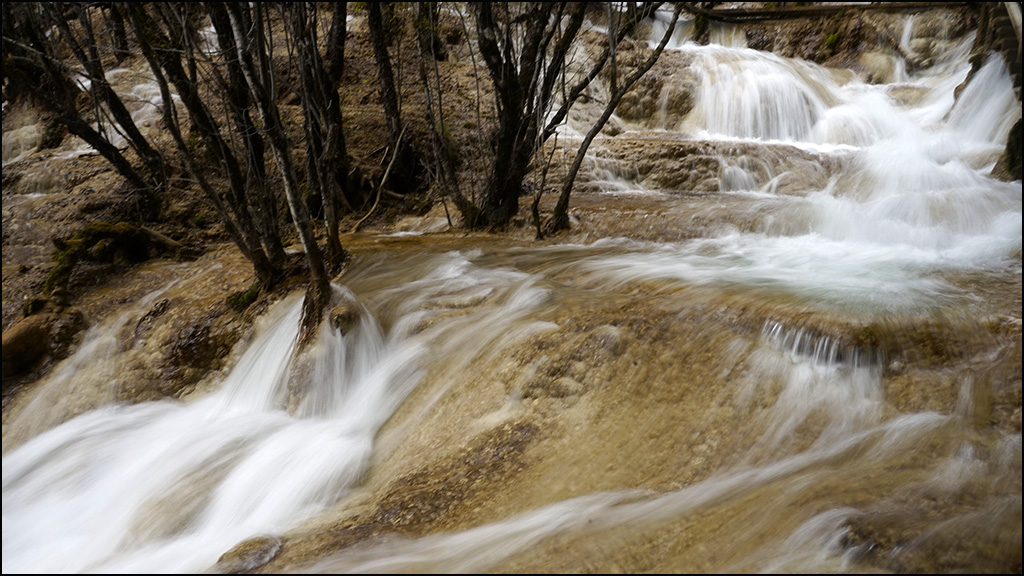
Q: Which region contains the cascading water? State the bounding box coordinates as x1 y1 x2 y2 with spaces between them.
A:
2 253 556 573
3 7 1021 575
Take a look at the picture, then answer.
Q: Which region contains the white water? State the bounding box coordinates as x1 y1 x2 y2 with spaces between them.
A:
574 30 1021 317
55 66 173 160
3 10 1021 575
299 17 1020 573
2 250 557 573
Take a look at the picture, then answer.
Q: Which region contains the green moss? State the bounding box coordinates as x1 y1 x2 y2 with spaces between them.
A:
226 284 261 313
22 297 49 317
824 10 844 53
44 222 151 296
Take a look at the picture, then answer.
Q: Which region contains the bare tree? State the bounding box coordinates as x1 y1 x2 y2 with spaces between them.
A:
2 3 162 196
367 2 427 198
223 2 335 341
415 1 479 224
547 3 683 233
124 2 283 287
283 2 352 271
431 2 667 230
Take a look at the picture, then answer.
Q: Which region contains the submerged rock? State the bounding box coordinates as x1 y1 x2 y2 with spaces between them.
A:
329 303 360 335
214 535 282 574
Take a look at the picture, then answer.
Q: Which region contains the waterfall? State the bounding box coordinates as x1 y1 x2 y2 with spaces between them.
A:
1 252 557 573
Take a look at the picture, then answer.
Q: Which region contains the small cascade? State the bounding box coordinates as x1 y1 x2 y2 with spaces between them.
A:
581 152 648 195
1 102 43 166
2 287 393 573
53 67 174 160
761 320 880 369
686 45 836 141
3 282 180 450
748 319 886 455
947 53 1021 147
1 249 560 573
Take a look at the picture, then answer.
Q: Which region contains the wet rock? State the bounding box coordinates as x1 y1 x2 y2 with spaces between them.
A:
524 376 583 400
593 138 838 196
857 50 900 84
329 303 359 334
1 315 49 378
844 498 1023 574
215 535 282 574
374 422 538 530
170 321 218 369
591 325 626 357
992 118 1021 182
162 306 238 397
886 84 930 107
551 376 583 398
615 65 696 128
132 297 169 337
1 306 86 381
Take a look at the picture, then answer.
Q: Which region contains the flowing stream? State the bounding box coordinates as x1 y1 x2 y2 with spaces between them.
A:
3 11 1021 575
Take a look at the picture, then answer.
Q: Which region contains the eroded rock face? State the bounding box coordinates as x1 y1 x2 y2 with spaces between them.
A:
156 300 250 400
614 52 698 129
743 5 976 77
1 305 85 382
994 118 1022 182
587 137 841 195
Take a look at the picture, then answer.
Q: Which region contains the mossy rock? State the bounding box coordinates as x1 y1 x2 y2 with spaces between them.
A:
226 284 261 313
44 222 154 298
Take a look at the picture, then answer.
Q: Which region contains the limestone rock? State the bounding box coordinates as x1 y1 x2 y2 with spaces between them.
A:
1 307 85 381
215 535 281 574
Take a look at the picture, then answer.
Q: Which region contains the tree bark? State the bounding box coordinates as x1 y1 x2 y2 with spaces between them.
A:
368 2 423 196
145 50 279 287
3 4 159 195
416 1 477 225
207 3 286 268
326 2 347 85
472 3 581 228
60 4 168 189
286 3 350 271
130 4 279 287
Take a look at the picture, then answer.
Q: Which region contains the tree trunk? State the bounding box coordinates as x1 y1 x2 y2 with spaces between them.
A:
326 2 347 85
4 4 158 195
548 3 682 233
131 6 279 287
207 3 286 268
127 2 281 286
415 1 477 226
150 60 278 287
64 4 167 189
106 3 131 64
286 3 350 271
226 2 332 343
368 2 423 196
478 118 533 227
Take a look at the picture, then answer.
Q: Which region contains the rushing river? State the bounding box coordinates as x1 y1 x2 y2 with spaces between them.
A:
3 9 1021 574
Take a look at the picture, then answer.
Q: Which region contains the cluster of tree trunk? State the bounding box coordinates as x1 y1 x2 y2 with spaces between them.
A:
2 2 680 338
